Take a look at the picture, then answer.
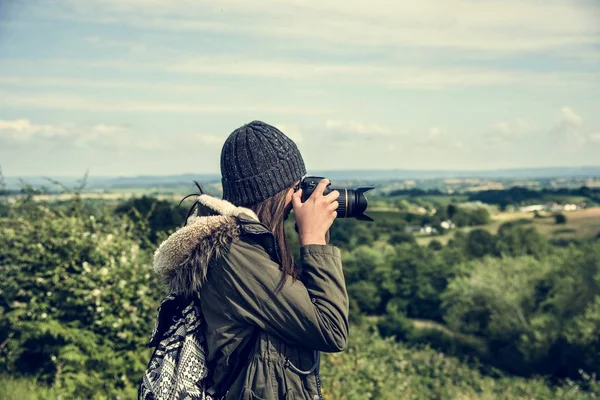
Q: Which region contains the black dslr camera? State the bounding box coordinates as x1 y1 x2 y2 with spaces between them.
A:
296 175 374 221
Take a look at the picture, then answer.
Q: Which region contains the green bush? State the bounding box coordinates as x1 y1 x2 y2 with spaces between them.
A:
389 232 416 245
321 323 600 400
0 199 161 398
554 213 568 225
441 245 600 378
347 281 381 314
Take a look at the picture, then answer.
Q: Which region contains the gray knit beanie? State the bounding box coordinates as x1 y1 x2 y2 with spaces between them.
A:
220 120 307 206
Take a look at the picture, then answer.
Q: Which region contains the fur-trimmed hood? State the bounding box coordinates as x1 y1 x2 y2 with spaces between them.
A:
153 194 263 297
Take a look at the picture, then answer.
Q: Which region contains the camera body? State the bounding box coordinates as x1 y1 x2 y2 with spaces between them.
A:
297 175 374 221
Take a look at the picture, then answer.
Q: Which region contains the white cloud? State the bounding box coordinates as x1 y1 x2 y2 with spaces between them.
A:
491 119 538 137
0 119 70 142
560 106 583 130
0 91 334 115
194 134 225 148
487 118 538 145
429 126 446 138
0 75 214 93
0 119 130 148
549 106 586 145
83 36 148 54
485 108 597 149
57 0 600 54
589 133 600 144
490 122 511 137
325 120 393 138
7 57 595 90
275 124 303 144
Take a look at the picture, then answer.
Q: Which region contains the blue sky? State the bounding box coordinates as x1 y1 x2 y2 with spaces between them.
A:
0 0 599 176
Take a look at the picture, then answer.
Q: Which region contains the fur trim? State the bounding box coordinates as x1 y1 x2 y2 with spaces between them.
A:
153 194 260 296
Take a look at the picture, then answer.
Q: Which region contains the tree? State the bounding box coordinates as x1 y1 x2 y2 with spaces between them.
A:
115 196 186 243
441 256 553 375
470 208 490 226
347 281 382 314
343 246 384 283
0 165 6 195
354 223 375 245
554 213 567 225
389 232 416 245
495 224 548 259
447 204 458 219
428 240 443 251
466 229 496 258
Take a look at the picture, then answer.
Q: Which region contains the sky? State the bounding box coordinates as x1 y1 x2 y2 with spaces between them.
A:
0 0 599 177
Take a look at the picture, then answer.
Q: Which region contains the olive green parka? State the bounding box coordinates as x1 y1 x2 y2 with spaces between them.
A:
153 193 349 400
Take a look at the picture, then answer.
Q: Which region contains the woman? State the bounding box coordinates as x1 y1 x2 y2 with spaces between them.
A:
152 121 349 400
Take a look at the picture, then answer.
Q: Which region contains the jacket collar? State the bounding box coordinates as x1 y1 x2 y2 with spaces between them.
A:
153 194 268 297
194 194 260 222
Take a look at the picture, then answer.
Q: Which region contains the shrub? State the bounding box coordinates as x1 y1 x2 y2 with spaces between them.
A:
0 200 161 397
428 240 443 251
347 281 381 314
389 232 416 245
321 323 600 400
555 213 568 224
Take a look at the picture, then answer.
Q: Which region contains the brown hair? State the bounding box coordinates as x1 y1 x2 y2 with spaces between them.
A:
182 181 299 294
248 183 300 293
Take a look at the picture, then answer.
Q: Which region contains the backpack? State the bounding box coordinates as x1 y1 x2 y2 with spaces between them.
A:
138 293 259 400
138 293 216 400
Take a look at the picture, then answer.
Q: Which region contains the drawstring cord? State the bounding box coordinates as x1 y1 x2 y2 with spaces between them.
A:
284 351 322 399
284 350 320 375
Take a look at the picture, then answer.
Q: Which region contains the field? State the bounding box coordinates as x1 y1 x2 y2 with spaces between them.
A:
417 207 600 246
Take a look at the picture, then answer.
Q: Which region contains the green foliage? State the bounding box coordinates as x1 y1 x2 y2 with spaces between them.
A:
452 206 490 228
428 239 443 251
320 323 600 400
466 229 496 258
347 281 381 314
0 199 160 397
555 213 568 224
389 231 416 245
5 324 599 399
441 244 600 378
2 189 600 398
382 244 465 321
495 223 549 258
0 374 137 400
115 195 187 243
376 300 414 340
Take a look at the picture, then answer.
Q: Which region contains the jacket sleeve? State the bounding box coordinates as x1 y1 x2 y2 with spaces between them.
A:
215 236 349 352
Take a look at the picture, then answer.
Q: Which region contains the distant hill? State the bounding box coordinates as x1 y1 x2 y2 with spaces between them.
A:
312 167 600 180
4 166 600 190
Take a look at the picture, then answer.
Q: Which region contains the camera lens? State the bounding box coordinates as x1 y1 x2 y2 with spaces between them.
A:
300 176 374 221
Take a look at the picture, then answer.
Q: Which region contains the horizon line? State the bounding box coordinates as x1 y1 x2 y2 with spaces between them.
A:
4 165 600 179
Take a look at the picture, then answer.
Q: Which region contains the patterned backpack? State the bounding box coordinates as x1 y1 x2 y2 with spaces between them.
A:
138 293 216 400
138 293 259 400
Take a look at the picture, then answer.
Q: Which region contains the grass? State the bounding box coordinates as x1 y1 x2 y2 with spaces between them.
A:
0 376 60 400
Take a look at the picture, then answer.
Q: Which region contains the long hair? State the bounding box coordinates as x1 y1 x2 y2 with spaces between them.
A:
180 181 299 294
247 183 299 293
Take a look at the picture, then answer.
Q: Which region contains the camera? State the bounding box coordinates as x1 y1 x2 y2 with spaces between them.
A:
297 176 374 221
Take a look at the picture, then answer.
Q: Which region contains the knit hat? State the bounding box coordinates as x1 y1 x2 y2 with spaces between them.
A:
220 121 306 206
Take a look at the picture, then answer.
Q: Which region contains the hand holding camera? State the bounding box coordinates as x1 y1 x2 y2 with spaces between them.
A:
292 178 340 246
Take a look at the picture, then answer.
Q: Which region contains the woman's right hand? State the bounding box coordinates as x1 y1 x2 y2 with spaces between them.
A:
292 178 340 246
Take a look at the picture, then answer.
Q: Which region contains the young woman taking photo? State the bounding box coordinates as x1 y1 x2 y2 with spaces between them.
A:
151 121 349 400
